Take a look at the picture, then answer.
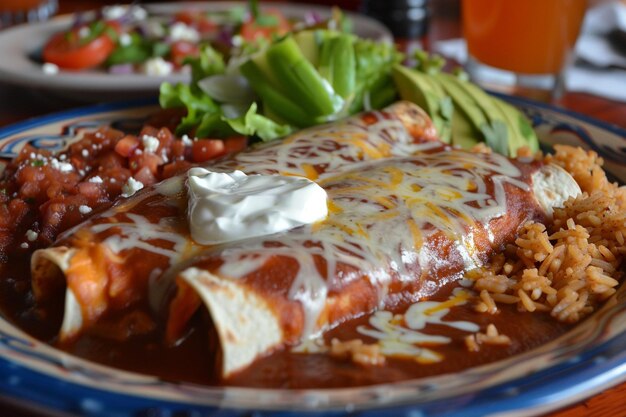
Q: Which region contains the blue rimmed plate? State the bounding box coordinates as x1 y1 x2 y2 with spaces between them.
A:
0 96 625 417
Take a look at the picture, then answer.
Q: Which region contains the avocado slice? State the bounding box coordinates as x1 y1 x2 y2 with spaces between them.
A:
392 64 453 143
491 99 539 156
452 80 521 156
435 73 489 133
450 109 481 150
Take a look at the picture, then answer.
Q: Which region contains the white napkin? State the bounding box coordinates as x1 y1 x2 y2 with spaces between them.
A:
433 1 626 102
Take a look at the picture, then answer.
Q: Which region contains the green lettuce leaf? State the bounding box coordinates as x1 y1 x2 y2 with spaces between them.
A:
159 82 220 135
224 103 293 141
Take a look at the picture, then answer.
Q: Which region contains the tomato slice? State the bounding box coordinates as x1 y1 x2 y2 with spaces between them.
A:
170 41 201 67
174 10 217 34
191 139 226 162
240 9 292 42
42 23 117 70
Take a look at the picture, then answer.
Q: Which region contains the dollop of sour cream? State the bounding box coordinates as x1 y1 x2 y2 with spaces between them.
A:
187 168 328 245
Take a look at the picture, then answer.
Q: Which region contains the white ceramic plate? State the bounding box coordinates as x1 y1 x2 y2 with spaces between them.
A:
0 2 392 101
0 96 625 417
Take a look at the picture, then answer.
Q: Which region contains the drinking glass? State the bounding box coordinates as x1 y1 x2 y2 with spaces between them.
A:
0 0 58 29
462 0 587 100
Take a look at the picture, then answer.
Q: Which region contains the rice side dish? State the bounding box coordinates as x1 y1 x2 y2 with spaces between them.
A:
465 145 626 350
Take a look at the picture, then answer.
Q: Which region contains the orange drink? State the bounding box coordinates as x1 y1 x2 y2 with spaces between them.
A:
462 0 587 99
463 0 587 75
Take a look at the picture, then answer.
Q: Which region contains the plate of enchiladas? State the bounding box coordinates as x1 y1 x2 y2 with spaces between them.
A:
1 24 626 416
0 95 624 417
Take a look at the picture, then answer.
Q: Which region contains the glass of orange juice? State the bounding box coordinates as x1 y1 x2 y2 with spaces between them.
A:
462 0 587 99
0 0 58 29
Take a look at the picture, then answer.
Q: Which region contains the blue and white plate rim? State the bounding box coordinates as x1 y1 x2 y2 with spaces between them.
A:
0 95 625 417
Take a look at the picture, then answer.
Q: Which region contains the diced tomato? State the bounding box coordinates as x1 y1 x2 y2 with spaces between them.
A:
42 22 118 70
170 140 186 159
170 41 201 67
191 139 225 162
15 145 45 164
139 126 160 139
162 160 194 179
95 151 127 171
156 127 175 153
133 167 157 187
129 152 163 176
240 9 292 42
223 136 247 154
114 135 141 158
77 182 105 201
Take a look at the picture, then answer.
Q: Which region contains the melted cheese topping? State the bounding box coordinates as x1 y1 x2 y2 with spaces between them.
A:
293 289 478 363
217 150 530 338
356 289 478 362
213 111 441 180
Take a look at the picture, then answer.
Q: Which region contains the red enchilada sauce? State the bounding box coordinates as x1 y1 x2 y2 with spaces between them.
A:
0 256 571 387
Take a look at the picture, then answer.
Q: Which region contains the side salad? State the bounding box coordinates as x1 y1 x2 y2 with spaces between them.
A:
41 1 538 156
41 2 350 75
158 27 539 156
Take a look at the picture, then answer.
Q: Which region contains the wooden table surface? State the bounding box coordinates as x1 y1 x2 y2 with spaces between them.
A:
0 1 625 416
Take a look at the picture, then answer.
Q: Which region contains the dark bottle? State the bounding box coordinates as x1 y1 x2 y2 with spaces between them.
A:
361 0 429 39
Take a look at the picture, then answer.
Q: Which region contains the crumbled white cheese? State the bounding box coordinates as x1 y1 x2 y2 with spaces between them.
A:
110 178 117 183
81 149 89 158
103 5 146 21
78 205 93 214
130 5 147 20
121 177 144 197
119 33 132 47
169 22 200 42
181 134 194 146
231 35 243 47
20 242 29 249
143 57 173 76
50 158 73 172
25 230 38 242
102 5 127 20
88 176 103 183
142 135 160 153
59 154 67 161
42 63 59 75
142 19 165 38
78 26 91 39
